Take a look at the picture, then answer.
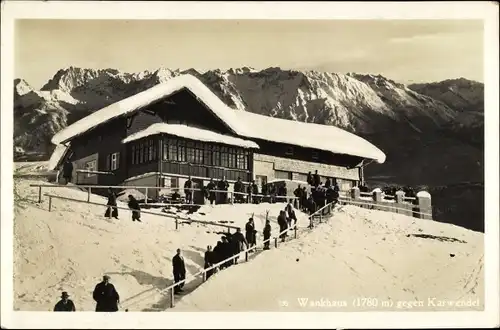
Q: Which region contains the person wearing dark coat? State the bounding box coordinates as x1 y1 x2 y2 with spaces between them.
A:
217 176 229 204
127 195 141 222
263 220 272 250
277 210 288 242
301 187 308 212
251 181 259 204
54 291 76 312
234 177 244 203
325 177 332 189
212 239 224 269
204 245 216 279
93 275 120 312
294 185 303 209
105 188 118 219
62 160 73 185
306 171 313 186
313 170 321 188
172 249 186 294
220 236 232 268
206 179 216 205
184 177 193 204
307 195 317 216
245 218 257 249
231 228 248 264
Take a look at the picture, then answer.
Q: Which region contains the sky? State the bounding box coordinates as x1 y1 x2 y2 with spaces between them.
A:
15 19 484 89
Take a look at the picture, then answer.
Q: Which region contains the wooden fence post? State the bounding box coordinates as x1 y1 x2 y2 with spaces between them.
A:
202 271 206 282
274 237 278 248
319 213 323 223
38 187 42 203
175 217 179 230
170 288 175 308
145 188 148 204
87 188 91 202
48 196 52 212
245 251 249 262
294 226 297 239
227 227 231 234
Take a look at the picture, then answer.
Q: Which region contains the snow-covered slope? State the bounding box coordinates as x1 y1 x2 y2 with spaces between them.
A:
13 174 484 312
174 205 484 312
13 178 310 311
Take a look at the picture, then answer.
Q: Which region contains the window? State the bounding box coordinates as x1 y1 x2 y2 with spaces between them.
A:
312 151 319 161
237 150 248 170
285 146 294 156
85 160 97 177
212 146 220 166
275 170 292 180
110 152 120 170
178 141 186 162
139 143 144 163
203 145 212 165
169 140 178 161
194 148 203 164
148 139 155 161
221 147 229 167
163 141 169 160
187 147 195 163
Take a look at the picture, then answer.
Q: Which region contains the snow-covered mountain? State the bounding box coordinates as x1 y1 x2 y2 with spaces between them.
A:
12 67 484 231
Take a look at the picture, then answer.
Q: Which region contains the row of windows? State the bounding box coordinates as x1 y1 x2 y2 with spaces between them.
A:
131 139 158 165
161 138 250 170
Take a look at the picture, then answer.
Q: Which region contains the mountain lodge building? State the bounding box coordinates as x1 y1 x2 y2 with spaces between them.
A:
48 74 386 200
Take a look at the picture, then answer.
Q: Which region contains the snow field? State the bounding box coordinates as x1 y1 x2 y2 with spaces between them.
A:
174 205 484 311
13 179 310 311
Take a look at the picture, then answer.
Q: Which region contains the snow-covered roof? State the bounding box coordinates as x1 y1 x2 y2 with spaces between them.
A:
235 111 386 163
48 143 70 171
50 74 386 163
51 74 246 145
122 123 259 149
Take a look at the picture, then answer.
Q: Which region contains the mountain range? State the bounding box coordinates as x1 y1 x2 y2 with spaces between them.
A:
12 67 484 232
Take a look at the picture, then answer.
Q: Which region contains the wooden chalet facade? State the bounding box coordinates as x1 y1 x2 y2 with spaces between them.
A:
49 74 386 200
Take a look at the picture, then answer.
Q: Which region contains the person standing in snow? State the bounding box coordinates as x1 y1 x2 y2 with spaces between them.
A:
251 180 259 204
184 176 193 204
231 228 248 264
325 177 332 189
206 178 216 205
53 291 76 312
313 170 321 188
127 195 141 222
172 249 186 294
263 219 272 250
307 171 313 186
62 160 73 185
217 176 229 204
92 275 120 312
277 210 288 242
245 217 257 250
233 177 244 203
105 188 118 219
204 245 216 279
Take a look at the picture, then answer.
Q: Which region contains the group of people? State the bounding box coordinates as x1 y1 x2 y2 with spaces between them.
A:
104 188 142 222
292 170 341 215
53 275 120 312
